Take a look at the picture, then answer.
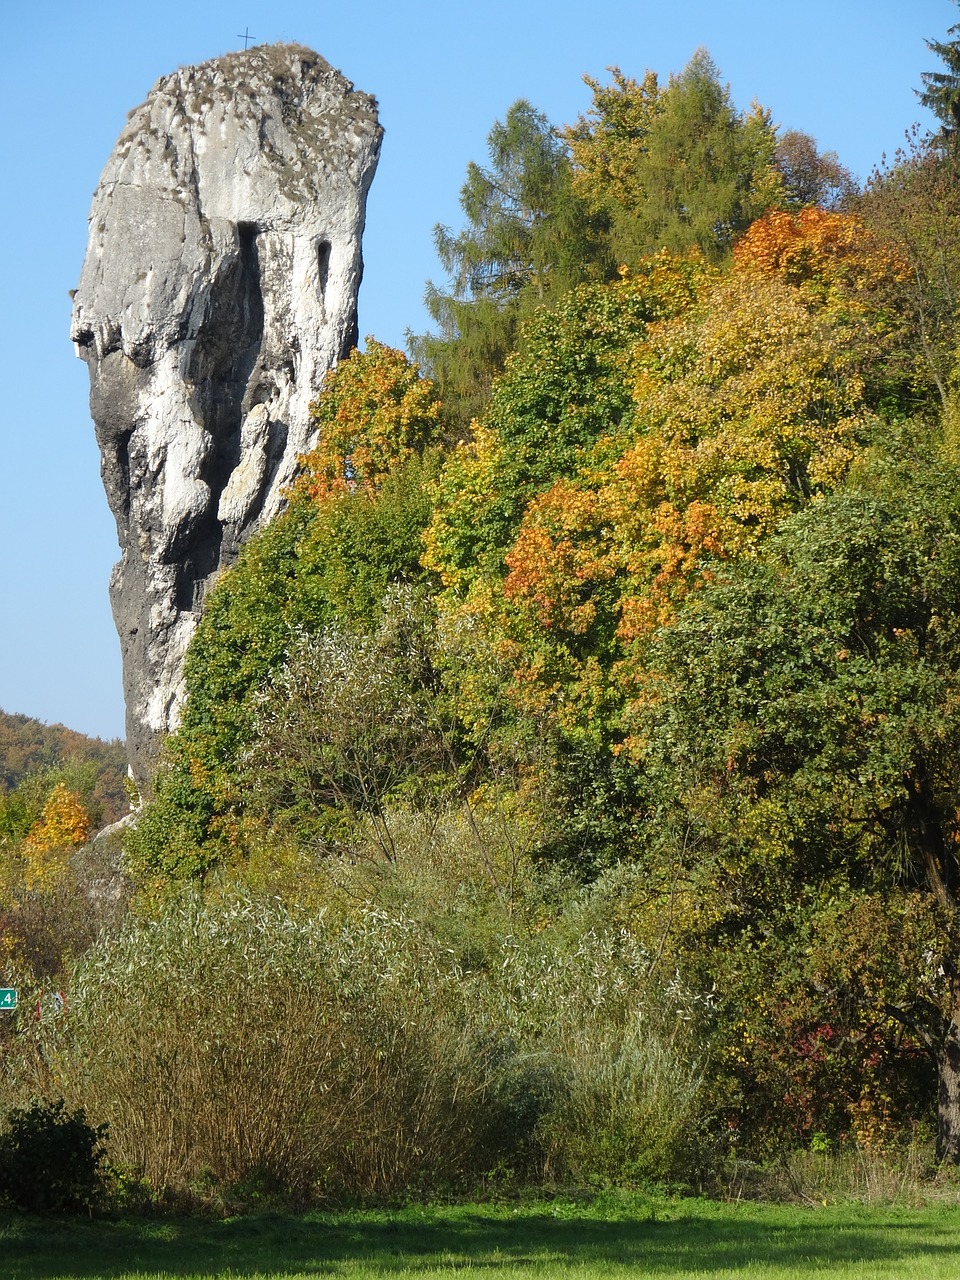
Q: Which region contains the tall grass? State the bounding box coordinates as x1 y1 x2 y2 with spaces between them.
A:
480 925 705 1186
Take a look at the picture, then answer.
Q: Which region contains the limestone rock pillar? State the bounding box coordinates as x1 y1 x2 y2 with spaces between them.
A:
71 44 382 780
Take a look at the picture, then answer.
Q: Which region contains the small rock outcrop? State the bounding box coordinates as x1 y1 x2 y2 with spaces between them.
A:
71 44 382 780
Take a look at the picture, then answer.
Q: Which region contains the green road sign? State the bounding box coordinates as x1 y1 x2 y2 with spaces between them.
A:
0 989 18 1011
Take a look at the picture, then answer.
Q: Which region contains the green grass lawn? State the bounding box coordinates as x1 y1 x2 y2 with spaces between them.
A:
3 1195 960 1279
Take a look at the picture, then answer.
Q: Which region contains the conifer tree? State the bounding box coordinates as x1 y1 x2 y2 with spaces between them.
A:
919 1 960 138
411 100 611 428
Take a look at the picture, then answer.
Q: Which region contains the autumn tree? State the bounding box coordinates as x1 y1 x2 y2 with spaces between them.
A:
565 51 782 264
300 339 444 496
564 66 663 212
424 253 708 603
486 263 873 878
489 236 876 680
426 211 911 871
22 783 90 892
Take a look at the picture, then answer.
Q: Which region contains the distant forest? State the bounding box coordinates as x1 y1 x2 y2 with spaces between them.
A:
0 709 127 821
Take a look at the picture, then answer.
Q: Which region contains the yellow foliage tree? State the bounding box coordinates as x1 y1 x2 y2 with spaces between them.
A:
502 267 869 661
22 783 90 892
297 339 444 500
564 66 663 214
612 268 868 638
732 207 916 399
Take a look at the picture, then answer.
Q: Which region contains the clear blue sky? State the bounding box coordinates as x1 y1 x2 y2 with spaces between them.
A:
0 0 952 742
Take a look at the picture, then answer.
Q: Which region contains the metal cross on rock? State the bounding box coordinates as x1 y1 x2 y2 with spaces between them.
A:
238 27 256 49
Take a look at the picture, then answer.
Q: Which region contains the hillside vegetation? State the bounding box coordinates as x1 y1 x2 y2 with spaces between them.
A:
6 25 960 1213
0 710 129 984
0 709 126 809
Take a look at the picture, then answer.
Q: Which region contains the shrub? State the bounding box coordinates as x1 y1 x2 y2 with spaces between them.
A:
481 921 707 1186
0 824 131 982
0 1098 108 1214
17 888 706 1204
39 895 519 1201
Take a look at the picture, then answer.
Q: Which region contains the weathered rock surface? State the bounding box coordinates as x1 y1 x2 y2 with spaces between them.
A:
71 43 382 781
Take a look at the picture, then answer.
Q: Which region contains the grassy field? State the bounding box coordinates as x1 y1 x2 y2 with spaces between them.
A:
4 1195 960 1279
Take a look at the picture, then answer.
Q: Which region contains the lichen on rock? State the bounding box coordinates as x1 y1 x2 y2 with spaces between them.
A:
71 43 382 781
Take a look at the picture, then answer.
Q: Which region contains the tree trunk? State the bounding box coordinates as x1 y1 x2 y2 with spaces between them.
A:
938 1006 960 1162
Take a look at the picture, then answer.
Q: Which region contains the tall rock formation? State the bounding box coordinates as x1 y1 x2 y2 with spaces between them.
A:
71 44 382 781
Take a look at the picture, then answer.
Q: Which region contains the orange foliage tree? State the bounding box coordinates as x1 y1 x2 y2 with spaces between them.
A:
732 207 904 293
733 207 915 403
500 263 870 697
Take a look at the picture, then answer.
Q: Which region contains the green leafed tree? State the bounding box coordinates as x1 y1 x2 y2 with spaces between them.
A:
566 50 783 265
242 587 453 859
629 440 960 1159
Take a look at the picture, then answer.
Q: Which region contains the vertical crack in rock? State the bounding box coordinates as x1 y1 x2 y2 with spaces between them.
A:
70 43 382 781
